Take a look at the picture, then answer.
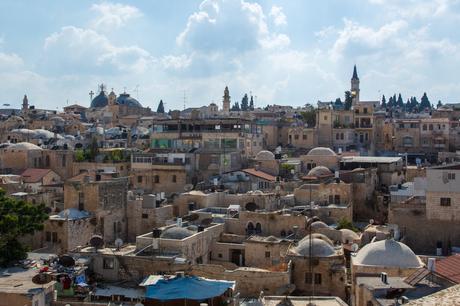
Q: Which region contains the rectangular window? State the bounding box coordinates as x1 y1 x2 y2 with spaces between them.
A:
103 258 115 269
305 273 312 284
52 232 58 243
78 192 84 211
294 135 299 140
440 198 451 206
137 176 143 183
448 173 456 180
334 195 341 204
314 273 322 285
46 231 51 242
265 251 270 258
303 134 307 140
142 213 148 219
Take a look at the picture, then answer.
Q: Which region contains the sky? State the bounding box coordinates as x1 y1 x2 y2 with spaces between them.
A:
0 0 460 111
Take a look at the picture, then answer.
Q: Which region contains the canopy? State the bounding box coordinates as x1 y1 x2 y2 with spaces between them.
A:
145 276 235 301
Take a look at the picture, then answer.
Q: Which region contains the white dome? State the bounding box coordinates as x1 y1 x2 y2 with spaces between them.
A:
294 237 336 257
307 166 332 177
307 147 337 156
340 229 359 244
160 227 194 240
354 239 423 268
8 142 42 151
310 221 330 230
255 150 275 161
302 233 334 246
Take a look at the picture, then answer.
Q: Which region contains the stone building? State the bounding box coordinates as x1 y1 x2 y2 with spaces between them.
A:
300 147 340 171
287 234 347 300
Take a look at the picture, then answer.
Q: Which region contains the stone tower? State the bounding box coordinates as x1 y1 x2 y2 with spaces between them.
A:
22 94 29 114
108 89 117 106
351 65 360 106
223 86 230 113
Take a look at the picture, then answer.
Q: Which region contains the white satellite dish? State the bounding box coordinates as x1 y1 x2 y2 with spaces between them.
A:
369 219 374 225
114 238 123 250
351 243 359 253
184 184 194 192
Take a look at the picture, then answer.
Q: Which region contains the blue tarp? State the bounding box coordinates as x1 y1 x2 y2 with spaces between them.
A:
145 276 235 301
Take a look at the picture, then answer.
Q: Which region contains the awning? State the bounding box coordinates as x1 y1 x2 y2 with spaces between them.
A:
145 275 235 301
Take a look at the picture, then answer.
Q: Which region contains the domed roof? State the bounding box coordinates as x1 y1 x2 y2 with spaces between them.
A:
117 93 142 108
340 229 359 244
294 237 336 257
302 233 334 246
90 91 108 108
354 239 423 268
255 150 275 161
8 142 42 151
307 147 337 156
160 227 194 240
310 221 330 230
307 166 332 177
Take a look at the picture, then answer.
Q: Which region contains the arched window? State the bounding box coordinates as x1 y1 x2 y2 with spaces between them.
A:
154 175 160 183
255 222 262 234
247 222 255 235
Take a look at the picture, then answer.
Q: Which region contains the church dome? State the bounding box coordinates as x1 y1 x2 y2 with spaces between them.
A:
354 239 423 268
90 91 108 108
302 233 333 246
307 166 332 177
294 237 336 257
117 93 142 108
255 150 275 161
307 147 337 156
160 227 194 240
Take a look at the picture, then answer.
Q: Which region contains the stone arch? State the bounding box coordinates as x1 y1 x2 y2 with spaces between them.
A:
255 222 262 234
246 222 255 235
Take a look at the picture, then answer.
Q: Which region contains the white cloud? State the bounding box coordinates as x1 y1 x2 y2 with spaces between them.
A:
329 19 407 60
177 0 290 52
43 26 153 74
269 6 287 26
90 2 142 30
0 52 24 72
162 54 192 70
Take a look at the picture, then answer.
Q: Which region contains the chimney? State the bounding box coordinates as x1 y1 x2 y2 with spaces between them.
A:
380 272 388 284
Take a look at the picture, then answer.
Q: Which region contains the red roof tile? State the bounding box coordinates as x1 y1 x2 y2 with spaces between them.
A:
436 254 460 284
21 168 51 183
242 168 276 182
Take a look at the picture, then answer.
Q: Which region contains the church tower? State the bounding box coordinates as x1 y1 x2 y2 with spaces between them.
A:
108 89 117 106
22 94 29 114
351 65 360 106
223 86 230 113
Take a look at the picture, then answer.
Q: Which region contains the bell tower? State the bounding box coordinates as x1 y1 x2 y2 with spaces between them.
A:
223 86 230 113
351 65 360 106
22 94 29 114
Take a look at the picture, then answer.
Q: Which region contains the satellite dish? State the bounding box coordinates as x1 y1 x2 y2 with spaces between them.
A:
351 243 359 253
89 235 104 250
184 184 194 192
58 255 75 267
369 219 375 225
32 273 53 285
114 238 123 250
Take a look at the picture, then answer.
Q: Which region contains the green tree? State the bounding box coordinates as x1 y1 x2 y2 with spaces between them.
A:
381 95 386 108
241 94 249 111
157 100 165 113
336 217 358 232
231 102 240 111
249 95 254 111
300 109 317 127
420 92 431 110
397 93 404 108
344 91 352 110
437 100 443 109
0 189 48 266
75 149 85 162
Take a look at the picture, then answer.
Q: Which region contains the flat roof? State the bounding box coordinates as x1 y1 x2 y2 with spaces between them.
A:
0 267 55 294
262 296 348 306
341 156 402 164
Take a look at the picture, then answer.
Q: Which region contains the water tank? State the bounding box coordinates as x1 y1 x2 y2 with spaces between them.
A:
427 257 436 272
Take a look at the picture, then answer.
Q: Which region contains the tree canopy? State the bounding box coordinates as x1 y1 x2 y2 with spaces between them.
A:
249 95 254 111
157 100 165 113
344 91 352 110
241 94 249 111
0 189 48 266
300 109 316 127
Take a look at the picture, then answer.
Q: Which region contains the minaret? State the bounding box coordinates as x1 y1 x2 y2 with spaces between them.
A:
223 86 230 113
351 65 360 106
22 94 29 114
